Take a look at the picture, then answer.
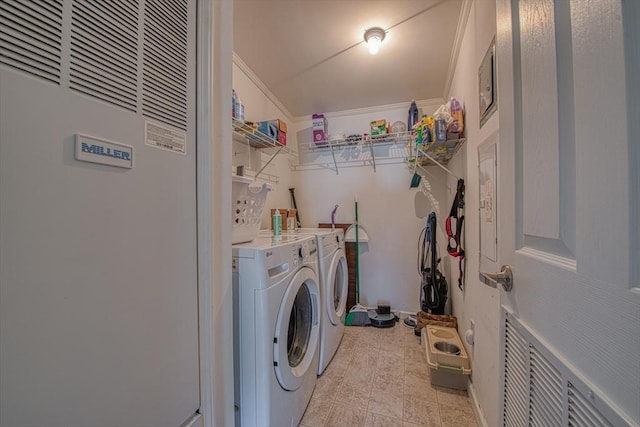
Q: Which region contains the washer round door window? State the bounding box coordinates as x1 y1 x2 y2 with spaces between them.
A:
273 267 319 391
326 249 348 325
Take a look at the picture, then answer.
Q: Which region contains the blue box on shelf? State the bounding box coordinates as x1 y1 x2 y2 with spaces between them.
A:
257 121 278 140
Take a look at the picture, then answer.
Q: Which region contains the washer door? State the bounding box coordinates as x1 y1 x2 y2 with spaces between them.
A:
273 266 319 391
326 248 348 325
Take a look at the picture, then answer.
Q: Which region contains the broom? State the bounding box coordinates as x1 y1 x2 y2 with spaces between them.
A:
345 196 370 326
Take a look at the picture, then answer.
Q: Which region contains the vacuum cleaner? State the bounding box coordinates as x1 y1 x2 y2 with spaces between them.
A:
420 212 448 314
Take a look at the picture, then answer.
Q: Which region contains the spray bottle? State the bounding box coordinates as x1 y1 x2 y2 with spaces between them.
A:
408 99 419 131
232 89 238 119
272 209 282 236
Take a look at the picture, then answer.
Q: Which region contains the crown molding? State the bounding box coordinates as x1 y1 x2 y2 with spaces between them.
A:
232 52 294 121
443 0 473 99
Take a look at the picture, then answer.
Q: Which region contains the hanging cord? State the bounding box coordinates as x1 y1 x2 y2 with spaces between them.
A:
446 179 466 291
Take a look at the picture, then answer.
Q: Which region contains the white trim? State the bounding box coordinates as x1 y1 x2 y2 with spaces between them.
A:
292 98 445 123
197 1 234 426
516 246 577 272
180 413 203 427
468 382 490 427
444 0 473 99
196 1 213 425
232 52 294 121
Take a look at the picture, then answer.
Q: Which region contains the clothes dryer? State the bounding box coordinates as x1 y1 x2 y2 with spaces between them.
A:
232 234 319 427
260 229 348 374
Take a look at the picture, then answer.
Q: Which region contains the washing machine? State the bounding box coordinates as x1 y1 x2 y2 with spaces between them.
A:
232 234 320 427
260 228 348 374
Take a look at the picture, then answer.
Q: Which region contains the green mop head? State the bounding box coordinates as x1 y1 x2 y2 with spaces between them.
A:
345 304 371 326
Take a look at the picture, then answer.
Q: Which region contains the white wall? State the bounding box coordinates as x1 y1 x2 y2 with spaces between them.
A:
445 1 499 426
291 102 452 313
232 59 297 227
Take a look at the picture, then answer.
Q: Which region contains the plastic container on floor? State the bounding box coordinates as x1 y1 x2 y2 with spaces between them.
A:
422 325 471 390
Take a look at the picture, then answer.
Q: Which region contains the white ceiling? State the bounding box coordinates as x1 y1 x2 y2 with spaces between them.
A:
233 0 465 118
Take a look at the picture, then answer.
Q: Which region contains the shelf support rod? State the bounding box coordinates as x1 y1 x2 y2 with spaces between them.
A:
368 142 377 172
329 142 339 175
254 146 282 180
418 148 461 180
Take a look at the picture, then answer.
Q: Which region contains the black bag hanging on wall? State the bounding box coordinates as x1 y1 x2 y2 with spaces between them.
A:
446 179 466 291
420 212 448 314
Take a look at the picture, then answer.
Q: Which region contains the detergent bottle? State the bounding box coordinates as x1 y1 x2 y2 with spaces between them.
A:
450 98 464 134
408 100 419 131
232 89 238 119
272 210 282 236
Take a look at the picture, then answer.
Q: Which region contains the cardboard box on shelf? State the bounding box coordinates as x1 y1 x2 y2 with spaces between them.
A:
370 119 388 137
269 119 287 146
269 119 287 133
256 121 278 140
312 114 328 143
277 131 286 146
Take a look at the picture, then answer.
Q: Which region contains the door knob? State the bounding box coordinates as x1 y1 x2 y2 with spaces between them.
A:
479 265 513 292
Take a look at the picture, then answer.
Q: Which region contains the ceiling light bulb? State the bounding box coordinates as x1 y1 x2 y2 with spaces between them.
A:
367 35 382 55
364 27 386 55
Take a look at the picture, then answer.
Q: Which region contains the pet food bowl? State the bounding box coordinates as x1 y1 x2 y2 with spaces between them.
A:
434 341 461 355
423 325 471 390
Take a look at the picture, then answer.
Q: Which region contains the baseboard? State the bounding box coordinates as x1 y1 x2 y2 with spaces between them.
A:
467 381 489 427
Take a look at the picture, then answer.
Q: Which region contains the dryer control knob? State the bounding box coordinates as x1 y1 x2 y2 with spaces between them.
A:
298 246 307 259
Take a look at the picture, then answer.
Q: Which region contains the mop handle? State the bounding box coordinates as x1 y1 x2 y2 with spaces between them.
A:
331 205 338 229
355 197 360 304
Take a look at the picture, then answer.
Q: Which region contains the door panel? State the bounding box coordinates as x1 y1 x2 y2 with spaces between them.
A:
497 0 639 424
519 0 562 242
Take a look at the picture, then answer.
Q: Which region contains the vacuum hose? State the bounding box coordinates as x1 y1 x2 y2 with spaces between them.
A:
418 213 448 314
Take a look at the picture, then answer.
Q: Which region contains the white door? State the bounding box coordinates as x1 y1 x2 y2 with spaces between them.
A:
495 0 639 425
0 1 200 426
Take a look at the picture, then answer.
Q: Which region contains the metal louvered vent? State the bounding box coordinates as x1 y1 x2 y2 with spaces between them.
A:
503 317 529 427
502 310 630 426
568 383 613 427
0 0 63 83
69 0 138 112
529 346 562 426
142 0 188 131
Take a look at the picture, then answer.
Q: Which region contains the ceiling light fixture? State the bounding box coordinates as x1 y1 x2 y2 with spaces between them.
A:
364 27 386 55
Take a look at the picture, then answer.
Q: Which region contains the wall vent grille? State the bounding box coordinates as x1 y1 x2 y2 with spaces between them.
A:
568 383 613 427
502 310 631 426
529 346 563 426
503 317 529 427
142 0 188 131
69 0 138 112
0 0 63 84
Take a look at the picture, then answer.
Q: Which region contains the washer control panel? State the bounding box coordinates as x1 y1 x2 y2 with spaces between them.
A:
298 237 317 263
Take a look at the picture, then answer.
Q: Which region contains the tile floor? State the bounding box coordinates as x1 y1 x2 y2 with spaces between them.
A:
300 323 478 427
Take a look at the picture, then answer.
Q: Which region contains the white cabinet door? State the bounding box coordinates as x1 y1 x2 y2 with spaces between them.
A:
496 0 639 425
0 1 200 426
